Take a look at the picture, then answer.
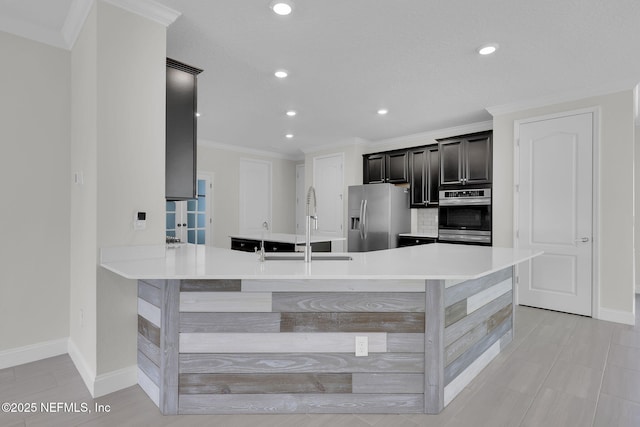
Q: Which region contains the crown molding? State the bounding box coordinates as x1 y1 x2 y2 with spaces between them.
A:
198 139 300 161
62 0 94 49
487 79 640 117
0 12 68 50
366 120 493 152
102 0 181 27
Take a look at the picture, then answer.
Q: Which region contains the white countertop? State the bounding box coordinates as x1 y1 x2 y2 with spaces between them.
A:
100 243 541 281
229 233 346 244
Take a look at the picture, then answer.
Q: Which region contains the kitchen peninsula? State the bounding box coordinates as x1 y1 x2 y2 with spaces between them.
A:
100 243 540 415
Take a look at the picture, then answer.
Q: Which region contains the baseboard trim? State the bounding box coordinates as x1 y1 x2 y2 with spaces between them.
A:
0 338 68 370
94 364 138 398
67 338 97 396
598 306 635 326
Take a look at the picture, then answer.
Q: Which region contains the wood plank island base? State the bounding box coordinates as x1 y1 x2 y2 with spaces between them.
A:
101 244 540 415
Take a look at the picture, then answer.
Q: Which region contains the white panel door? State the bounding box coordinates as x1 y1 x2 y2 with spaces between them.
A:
239 159 272 235
313 153 344 243
516 112 593 316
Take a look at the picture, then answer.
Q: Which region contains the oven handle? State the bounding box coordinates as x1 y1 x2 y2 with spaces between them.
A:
439 198 491 206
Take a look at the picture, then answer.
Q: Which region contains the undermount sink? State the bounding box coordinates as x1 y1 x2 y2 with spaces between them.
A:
263 254 353 261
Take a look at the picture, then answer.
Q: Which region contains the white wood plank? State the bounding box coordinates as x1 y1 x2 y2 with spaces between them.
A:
137 368 159 408
179 333 387 353
179 292 272 313
137 298 161 328
242 279 425 293
466 278 512 314
443 340 500 406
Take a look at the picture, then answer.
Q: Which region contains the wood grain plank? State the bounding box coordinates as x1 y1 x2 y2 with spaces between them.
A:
444 268 512 307
424 279 444 414
352 373 424 393
180 292 272 312
242 279 426 293
466 278 512 313
280 312 425 333
138 298 161 328
444 317 511 385
139 279 164 290
179 312 281 333
272 292 425 312
444 340 501 406
179 333 387 354
386 334 424 353
159 279 180 415
444 299 466 327
180 280 241 292
137 333 160 366
179 373 352 394
178 393 424 414
138 315 160 347
138 280 161 307
444 291 511 347
137 351 159 386
179 353 424 374
138 367 159 408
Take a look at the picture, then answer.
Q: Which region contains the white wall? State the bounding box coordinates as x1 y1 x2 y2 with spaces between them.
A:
198 141 296 248
493 90 636 321
0 31 70 352
69 1 167 391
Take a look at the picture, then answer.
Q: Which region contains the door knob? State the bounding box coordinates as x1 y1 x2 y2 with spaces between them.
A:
575 237 589 243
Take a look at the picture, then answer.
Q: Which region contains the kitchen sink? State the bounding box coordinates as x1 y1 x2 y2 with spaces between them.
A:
263 254 353 261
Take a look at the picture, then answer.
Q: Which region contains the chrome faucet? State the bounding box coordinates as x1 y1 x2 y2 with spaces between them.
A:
304 186 318 263
257 221 269 262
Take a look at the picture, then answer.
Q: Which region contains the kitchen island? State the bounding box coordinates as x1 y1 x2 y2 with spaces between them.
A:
100 243 540 415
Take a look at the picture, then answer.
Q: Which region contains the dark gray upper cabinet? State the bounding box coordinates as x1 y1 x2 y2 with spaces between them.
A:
363 150 408 184
409 145 439 208
438 131 492 186
166 58 203 201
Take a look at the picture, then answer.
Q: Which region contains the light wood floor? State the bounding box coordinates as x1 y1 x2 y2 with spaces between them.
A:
2 299 640 427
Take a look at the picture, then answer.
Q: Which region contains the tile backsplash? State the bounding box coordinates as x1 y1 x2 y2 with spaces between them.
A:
416 208 438 235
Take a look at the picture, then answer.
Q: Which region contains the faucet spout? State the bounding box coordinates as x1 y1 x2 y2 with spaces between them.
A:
304 186 317 263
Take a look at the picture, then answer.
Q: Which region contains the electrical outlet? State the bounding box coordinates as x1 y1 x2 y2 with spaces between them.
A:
355 336 368 357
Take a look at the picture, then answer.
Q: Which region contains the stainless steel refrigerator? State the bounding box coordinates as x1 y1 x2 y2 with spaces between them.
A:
348 184 410 252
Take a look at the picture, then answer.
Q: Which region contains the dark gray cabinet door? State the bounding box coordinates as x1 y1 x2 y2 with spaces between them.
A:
410 149 426 207
465 134 492 184
438 131 492 186
386 151 409 183
166 59 202 201
363 154 386 184
439 139 463 185
427 145 440 203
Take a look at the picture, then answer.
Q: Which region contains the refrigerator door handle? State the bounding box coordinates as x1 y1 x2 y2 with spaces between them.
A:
359 200 365 239
362 199 368 240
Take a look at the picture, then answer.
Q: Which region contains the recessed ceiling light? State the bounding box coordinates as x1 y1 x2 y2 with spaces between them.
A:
271 1 292 16
478 44 498 55
195 112 201 117
285 134 294 139
274 69 288 78
286 110 297 117
377 109 389 115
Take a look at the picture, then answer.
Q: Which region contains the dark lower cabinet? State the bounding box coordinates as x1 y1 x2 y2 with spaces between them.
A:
166 58 203 201
398 236 437 247
231 238 331 253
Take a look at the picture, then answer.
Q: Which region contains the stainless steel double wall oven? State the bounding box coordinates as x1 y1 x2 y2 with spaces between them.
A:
438 186 492 245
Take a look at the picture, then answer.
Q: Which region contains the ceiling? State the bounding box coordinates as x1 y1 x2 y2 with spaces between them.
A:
2 0 640 158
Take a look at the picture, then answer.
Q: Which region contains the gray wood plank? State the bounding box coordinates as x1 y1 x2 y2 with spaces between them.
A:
242 279 426 293
139 279 164 289
386 334 425 353
178 393 425 414
137 333 160 366
444 299 467 327
272 292 426 312
444 268 512 307
179 373 352 394
138 280 161 307
179 312 281 333
180 279 241 292
280 312 425 333
444 291 512 347
137 315 160 347
352 373 424 393
444 317 512 385
159 279 180 415
424 279 444 414
137 350 160 386
180 353 424 374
